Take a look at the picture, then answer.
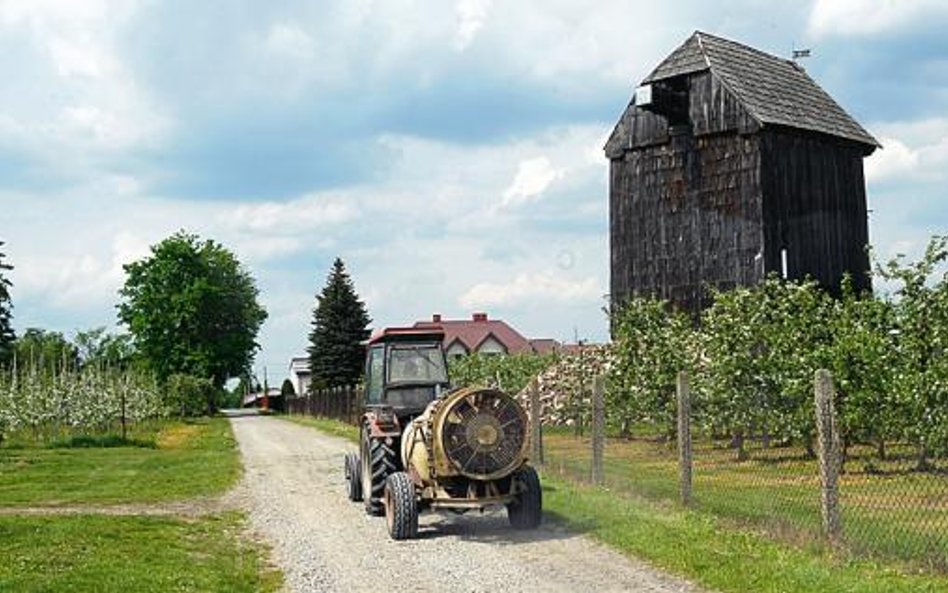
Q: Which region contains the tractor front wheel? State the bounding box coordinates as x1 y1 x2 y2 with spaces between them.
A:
384 472 418 540
345 452 362 502
362 431 397 516
507 465 542 529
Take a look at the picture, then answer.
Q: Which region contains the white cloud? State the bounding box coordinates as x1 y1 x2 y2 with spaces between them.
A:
48 36 117 78
13 231 150 310
0 0 168 165
264 22 315 60
225 196 357 234
0 0 116 28
866 137 919 183
808 0 948 37
455 0 492 51
866 118 948 184
459 271 601 309
501 156 565 208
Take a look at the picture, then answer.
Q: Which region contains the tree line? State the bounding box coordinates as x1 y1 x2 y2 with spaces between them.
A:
608 236 948 469
0 233 268 418
1 232 375 420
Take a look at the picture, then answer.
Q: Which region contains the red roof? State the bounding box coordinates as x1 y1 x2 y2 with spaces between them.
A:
414 313 540 355
367 326 445 345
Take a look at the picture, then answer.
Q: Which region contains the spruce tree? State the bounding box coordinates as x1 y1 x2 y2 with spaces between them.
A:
307 258 371 389
0 241 15 367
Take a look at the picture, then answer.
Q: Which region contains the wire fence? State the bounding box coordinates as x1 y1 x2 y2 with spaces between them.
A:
533 370 948 573
282 374 946 572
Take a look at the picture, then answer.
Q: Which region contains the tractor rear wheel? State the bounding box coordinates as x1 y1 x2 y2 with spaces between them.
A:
345 452 362 502
507 465 542 529
384 472 418 540
362 432 397 516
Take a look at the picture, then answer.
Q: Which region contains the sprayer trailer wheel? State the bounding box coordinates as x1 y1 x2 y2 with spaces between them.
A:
507 465 542 529
384 472 418 540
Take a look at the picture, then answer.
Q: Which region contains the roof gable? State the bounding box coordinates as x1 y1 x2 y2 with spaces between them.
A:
473 332 509 354
414 317 533 354
626 31 878 150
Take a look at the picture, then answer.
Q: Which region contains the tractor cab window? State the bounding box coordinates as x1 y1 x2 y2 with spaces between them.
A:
365 345 384 403
387 345 448 384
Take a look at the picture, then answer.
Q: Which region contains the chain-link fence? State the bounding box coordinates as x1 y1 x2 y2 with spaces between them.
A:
533 371 948 573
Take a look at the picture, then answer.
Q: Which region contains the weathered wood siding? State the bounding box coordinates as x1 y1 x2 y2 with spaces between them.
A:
609 72 871 317
605 102 669 158
610 130 764 315
759 130 871 294
688 72 758 136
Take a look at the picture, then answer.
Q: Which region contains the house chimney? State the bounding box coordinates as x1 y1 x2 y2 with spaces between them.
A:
472 312 488 322
432 313 442 323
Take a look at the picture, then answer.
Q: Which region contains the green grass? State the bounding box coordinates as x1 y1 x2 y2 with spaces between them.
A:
280 413 359 443
543 474 948 593
543 433 948 570
0 512 281 593
0 417 240 506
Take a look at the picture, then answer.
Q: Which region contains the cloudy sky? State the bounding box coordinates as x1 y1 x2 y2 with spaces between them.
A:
1 0 946 380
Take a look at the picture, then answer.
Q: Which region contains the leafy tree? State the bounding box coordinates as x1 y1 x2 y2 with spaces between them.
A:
763 277 834 450
449 353 558 394
280 378 296 397
609 297 692 438
307 258 371 389
0 241 14 367
876 236 948 466
697 277 831 458
697 284 771 458
74 327 138 370
117 232 268 397
166 373 217 417
825 277 900 461
13 328 79 375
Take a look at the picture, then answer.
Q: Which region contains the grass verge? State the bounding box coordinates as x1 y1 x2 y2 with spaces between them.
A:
280 414 358 443
544 474 948 593
0 512 281 593
0 417 240 506
543 432 948 570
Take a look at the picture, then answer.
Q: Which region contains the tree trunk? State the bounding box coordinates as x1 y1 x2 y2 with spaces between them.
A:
805 436 816 459
731 430 748 461
917 446 932 472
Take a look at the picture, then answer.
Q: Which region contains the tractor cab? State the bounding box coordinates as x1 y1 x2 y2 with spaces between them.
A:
363 327 450 424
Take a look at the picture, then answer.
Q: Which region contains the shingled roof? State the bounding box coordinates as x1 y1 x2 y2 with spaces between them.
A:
414 313 535 355
641 31 879 149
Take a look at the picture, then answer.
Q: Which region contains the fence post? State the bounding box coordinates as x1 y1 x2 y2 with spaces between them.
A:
677 370 693 506
530 378 544 465
591 375 605 486
814 369 842 544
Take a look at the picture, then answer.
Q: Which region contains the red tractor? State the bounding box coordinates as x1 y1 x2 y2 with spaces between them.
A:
344 327 542 539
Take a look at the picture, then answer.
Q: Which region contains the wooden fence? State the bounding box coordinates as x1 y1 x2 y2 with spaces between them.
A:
285 385 362 426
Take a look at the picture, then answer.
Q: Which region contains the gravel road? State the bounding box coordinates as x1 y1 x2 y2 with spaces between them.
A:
228 414 705 593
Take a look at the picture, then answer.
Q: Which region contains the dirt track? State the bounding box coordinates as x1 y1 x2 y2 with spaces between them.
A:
228 414 705 593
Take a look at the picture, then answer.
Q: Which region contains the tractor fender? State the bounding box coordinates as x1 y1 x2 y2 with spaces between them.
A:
362 409 401 439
